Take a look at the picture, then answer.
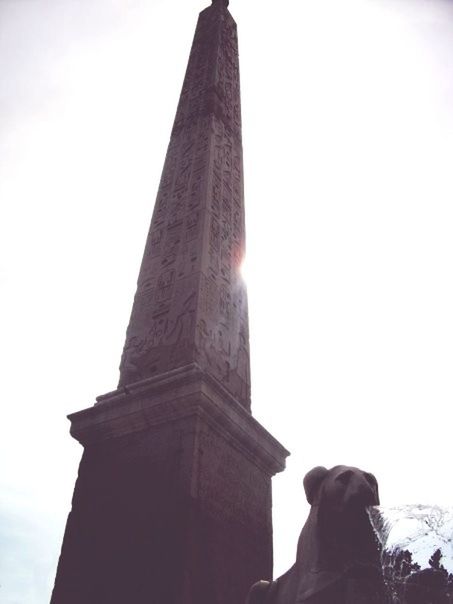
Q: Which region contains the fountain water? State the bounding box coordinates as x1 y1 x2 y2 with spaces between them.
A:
368 505 453 603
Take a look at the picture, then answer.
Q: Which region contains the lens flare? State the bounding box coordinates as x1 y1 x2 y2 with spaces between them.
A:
239 257 248 282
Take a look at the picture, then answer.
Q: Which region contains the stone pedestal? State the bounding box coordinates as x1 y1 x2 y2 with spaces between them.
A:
51 365 288 604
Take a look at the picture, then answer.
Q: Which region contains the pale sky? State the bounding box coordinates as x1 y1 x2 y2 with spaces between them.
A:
2 0 453 602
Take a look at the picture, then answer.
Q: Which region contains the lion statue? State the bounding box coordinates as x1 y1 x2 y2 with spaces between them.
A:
247 465 387 604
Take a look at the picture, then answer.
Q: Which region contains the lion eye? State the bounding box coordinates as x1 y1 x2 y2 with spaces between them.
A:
337 471 352 485
364 472 376 486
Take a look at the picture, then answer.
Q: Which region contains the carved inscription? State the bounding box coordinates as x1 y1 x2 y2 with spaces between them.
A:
195 109 250 406
119 5 251 408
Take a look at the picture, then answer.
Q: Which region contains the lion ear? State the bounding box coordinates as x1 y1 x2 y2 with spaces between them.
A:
303 466 328 504
365 472 380 505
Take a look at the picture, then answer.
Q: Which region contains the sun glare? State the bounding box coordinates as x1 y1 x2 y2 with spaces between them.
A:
239 257 248 283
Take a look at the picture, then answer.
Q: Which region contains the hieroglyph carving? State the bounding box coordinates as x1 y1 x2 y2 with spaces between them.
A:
119 4 250 409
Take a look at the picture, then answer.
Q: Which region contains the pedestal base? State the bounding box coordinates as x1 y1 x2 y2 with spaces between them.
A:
52 365 288 604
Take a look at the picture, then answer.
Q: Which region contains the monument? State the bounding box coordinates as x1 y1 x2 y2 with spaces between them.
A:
51 1 289 603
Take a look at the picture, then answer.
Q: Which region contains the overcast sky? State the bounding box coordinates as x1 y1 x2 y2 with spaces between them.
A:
2 0 453 602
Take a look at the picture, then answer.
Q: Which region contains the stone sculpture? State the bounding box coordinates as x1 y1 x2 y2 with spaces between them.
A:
247 465 386 603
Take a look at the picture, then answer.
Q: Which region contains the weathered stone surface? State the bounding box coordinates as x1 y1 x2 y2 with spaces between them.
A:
118 1 251 410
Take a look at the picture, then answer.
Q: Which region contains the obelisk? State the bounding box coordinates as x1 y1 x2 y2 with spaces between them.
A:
52 2 288 603
118 0 250 411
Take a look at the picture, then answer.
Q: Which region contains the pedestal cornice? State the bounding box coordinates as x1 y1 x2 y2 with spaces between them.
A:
69 364 289 476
